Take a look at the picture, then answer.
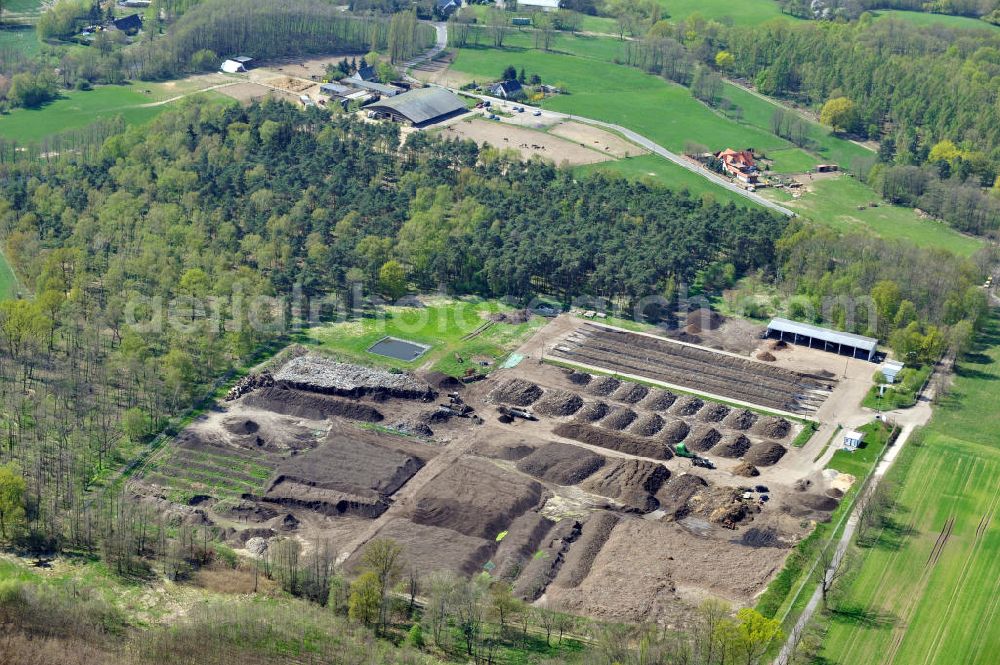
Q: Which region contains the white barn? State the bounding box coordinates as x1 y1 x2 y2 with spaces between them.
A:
843 430 864 451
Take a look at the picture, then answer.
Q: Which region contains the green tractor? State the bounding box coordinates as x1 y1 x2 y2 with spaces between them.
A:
673 442 715 469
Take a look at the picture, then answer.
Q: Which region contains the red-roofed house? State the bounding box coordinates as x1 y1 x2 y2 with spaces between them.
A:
715 148 759 184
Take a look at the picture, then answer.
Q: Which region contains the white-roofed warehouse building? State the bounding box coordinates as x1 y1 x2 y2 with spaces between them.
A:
364 87 467 127
766 318 878 361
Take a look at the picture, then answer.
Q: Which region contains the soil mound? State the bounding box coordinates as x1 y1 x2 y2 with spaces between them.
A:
225 419 260 435
731 461 760 477
516 444 606 485
582 459 669 513
553 423 674 460
755 417 792 440
670 395 704 417
798 494 839 511
642 389 677 411
712 434 752 458
365 518 494 577
723 409 758 431
243 387 384 423
699 403 731 423
612 383 649 404
655 474 708 521
602 407 638 431
756 351 777 362
630 413 665 437
409 458 545 539
567 371 593 386
553 513 619 588
424 371 464 392
744 441 788 466
576 401 610 423
491 378 543 406
225 371 275 401
513 520 581 601
740 527 784 548
686 425 722 452
686 308 724 331
392 419 434 438
659 419 690 445
493 512 555 581
826 488 845 499
770 339 788 350
586 376 621 396
489 309 532 324
534 390 585 417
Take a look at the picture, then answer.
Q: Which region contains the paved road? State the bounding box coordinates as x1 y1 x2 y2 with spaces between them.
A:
409 22 794 216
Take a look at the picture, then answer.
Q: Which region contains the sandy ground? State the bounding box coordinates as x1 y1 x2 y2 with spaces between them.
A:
549 121 646 159
217 82 279 104
439 117 613 165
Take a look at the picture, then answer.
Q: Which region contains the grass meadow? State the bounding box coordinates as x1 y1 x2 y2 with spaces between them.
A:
0 86 167 142
873 9 1000 31
576 153 747 205
819 315 1000 664
306 297 545 377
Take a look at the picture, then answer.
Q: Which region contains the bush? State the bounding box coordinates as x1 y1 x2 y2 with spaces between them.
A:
9 71 59 109
406 623 424 649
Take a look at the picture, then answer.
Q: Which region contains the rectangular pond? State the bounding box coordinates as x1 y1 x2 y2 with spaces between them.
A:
367 336 431 362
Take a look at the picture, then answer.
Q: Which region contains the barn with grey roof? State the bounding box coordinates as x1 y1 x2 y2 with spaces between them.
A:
365 87 467 127
766 318 878 361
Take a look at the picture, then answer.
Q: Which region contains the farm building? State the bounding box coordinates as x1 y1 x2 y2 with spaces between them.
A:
766 318 878 361
716 148 759 184
364 87 467 127
320 82 353 97
843 430 864 451
519 0 560 10
437 0 461 17
882 360 905 383
816 164 839 173
221 56 254 73
348 79 403 96
489 79 524 99
351 63 379 83
111 13 142 34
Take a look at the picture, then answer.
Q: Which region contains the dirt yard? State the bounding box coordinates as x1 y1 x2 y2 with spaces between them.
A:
217 82 280 104
548 121 646 159
134 315 866 626
438 118 614 166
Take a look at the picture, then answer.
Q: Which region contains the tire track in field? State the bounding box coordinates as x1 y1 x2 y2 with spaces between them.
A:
836 453 949 664
882 457 977 665
922 483 999 665
968 563 1000 665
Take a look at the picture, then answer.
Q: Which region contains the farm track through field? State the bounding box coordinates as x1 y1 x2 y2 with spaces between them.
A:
881 457 978 665
823 450 949 664
922 490 999 665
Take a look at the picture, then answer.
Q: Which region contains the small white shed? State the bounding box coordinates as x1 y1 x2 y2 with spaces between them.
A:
843 430 864 452
882 360 905 384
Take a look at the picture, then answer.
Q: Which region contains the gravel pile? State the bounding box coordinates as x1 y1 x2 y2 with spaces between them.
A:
490 378 544 406
586 376 621 396
744 441 788 466
534 390 585 417
699 403 731 423
659 419 690 445
576 401 611 422
712 434 752 458
642 389 677 411
630 413 665 437
723 409 758 431
602 407 638 431
275 355 433 399
755 417 792 439
612 383 649 404
686 425 722 452
670 395 704 416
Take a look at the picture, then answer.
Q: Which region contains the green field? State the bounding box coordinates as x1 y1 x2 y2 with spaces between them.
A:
577 153 747 205
873 9 1000 31
0 249 19 300
0 27 40 56
655 0 796 25
765 177 984 256
0 85 169 142
306 297 546 378
820 316 1000 664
